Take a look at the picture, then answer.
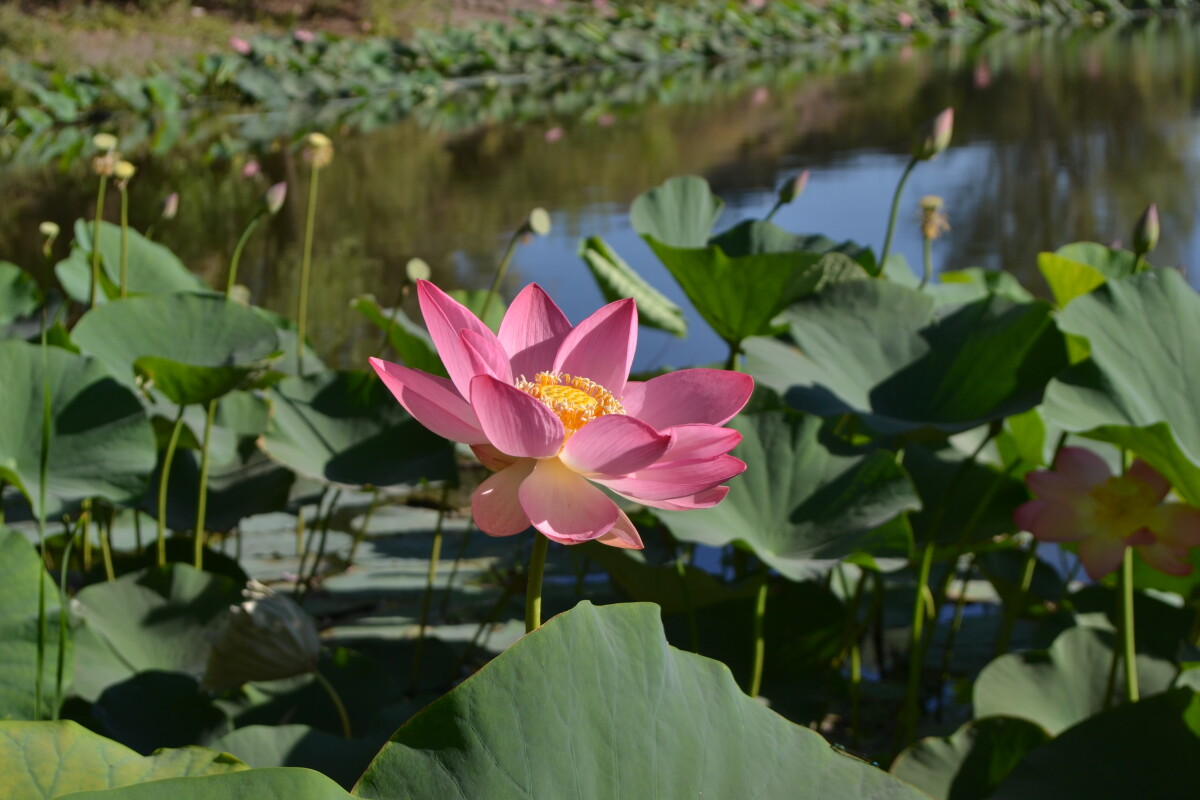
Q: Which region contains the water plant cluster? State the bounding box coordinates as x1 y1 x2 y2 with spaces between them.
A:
4 0 1192 164
3 107 1200 799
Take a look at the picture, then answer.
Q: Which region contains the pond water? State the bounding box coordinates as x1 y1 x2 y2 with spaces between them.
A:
3 19 1198 371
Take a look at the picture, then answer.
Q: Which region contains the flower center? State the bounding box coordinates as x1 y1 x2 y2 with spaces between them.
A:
1088 476 1157 537
515 371 624 436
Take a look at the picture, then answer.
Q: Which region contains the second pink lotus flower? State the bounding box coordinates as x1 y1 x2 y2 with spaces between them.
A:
371 282 753 549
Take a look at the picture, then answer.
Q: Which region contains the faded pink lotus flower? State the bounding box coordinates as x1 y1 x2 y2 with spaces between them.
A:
294 29 316 43
370 282 753 549
544 126 565 143
897 11 915 27
241 159 261 179
1015 447 1200 579
229 36 252 55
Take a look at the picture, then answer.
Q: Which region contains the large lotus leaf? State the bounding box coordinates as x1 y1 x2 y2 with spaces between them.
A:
0 720 245 799
259 370 454 492
72 293 280 405
578 236 687 336
656 409 919 579
58 219 207 302
745 281 1068 435
629 174 724 248
349 295 445 376
707 219 873 263
934 267 1033 307
0 261 42 325
0 340 156 517
353 601 928 799
646 239 861 345
989 688 1200 800
973 625 1177 736
91 671 231 755
70 564 243 702
212 724 383 790
56 767 355 799
1041 270 1200 504
0 529 71 720
890 716 1051 800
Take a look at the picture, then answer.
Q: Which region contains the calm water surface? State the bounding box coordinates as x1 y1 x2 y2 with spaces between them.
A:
4 20 1199 370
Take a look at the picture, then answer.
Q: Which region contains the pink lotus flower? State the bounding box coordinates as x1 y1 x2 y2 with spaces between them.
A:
370 282 753 549
1015 447 1200 579
229 36 252 56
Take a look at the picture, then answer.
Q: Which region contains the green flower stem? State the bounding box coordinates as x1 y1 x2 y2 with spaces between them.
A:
675 551 700 653
156 407 186 567
90 175 108 307
293 488 329 596
919 236 933 290
724 340 740 372
80 499 92 573
313 669 352 739
119 185 130 298
297 166 321 377
299 489 340 605
525 533 551 633
900 540 936 749
936 556 974 718
994 541 1037 655
459 579 519 673
226 212 264 297
35 317 53 721
1133 254 1146 274
763 197 785 223
480 228 523 324
295 507 306 557
878 156 917 277
748 570 769 697
99 505 115 582
1121 546 1139 703
54 522 79 721
440 517 475 617
193 399 217 570
411 487 448 693
347 490 381 565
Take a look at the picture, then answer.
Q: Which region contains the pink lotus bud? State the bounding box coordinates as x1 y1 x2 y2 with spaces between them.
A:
778 170 809 205
913 108 954 161
897 11 914 27
544 126 565 143
264 182 287 215
241 160 261 179
1134 203 1159 256
293 29 316 43
160 192 180 220
229 36 252 55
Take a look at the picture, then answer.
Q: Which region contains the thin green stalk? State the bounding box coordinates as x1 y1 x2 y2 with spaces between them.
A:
936 556 975 719
440 518 475 617
1133 254 1146 274
919 236 933 290
480 231 522 324
878 157 917 276
133 511 143 557
299 489 340 605
313 669 352 738
764 197 785 222
119 185 130 298
458 580 519 674
1103 631 1121 711
900 540 936 749
346 490 381 565
411 488 448 692
293 489 329 597
525 533 551 633
90 175 108 307
296 167 320 376
675 552 700 653
748 571 769 697
193 399 217 570
1121 547 1139 703
81 499 92 573
227 213 264 296
99 505 115 581
54 520 80 720
994 543 1037 656
724 340 740 372
295 506 306 557
35 315 53 720
157 407 186 567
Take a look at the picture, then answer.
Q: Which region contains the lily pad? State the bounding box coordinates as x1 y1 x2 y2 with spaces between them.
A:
258 370 455 492
354 601 928 799
0 339 156 517
656 409 919 580
578 236 687 336
1040 269 1200 504
60 767 355 799
630 174 725 248
745 281 1068 435
0 720 245 799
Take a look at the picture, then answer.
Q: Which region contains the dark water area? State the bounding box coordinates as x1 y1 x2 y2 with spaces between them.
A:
3 19 1198 371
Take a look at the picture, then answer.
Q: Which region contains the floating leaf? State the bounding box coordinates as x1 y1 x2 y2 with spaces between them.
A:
354 602 928 799
578 236 686 336
630 174 724 248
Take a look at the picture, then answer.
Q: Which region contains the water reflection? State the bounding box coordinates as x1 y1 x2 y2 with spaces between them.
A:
2 21 1198 370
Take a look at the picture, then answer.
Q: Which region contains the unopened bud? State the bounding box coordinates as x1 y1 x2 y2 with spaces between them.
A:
92 133 118 153
201 580 321 691
113 160 136 182
160 192 180 220
264 182 287 215
778 170 810 205
527 208 552 237
304 132 334 169
913 108 954 161
405 257 431 283
39 221 60 239
1133 203 1159 256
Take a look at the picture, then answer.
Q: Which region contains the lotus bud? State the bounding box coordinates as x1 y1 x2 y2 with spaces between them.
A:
912 107 954 161
160 192 180 221
113 160 136 188
92 133 118 153
1133 203 1159 257
777 170 810 206
919 195 949 241
201 580 321 691
304 132 334 170
405 257 432 283
39 221 60 240
264 181 288 215
526 208 552 237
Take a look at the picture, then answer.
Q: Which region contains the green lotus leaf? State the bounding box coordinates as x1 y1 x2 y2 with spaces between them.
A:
349 295 445 376
746 281 1068 435
973 625 1177 736
1040 269 1200 504
0 340 156 517
0 720 245 799
0 261 42 325
57 219 207 303
989 688 1200 800
655 409 919 579
630 174 724 248
212 724 383 790
0 529 71 720
578 236 687 336
353 601 928 799
55 767 354 800
890 716 1051 800
258 369 454 492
